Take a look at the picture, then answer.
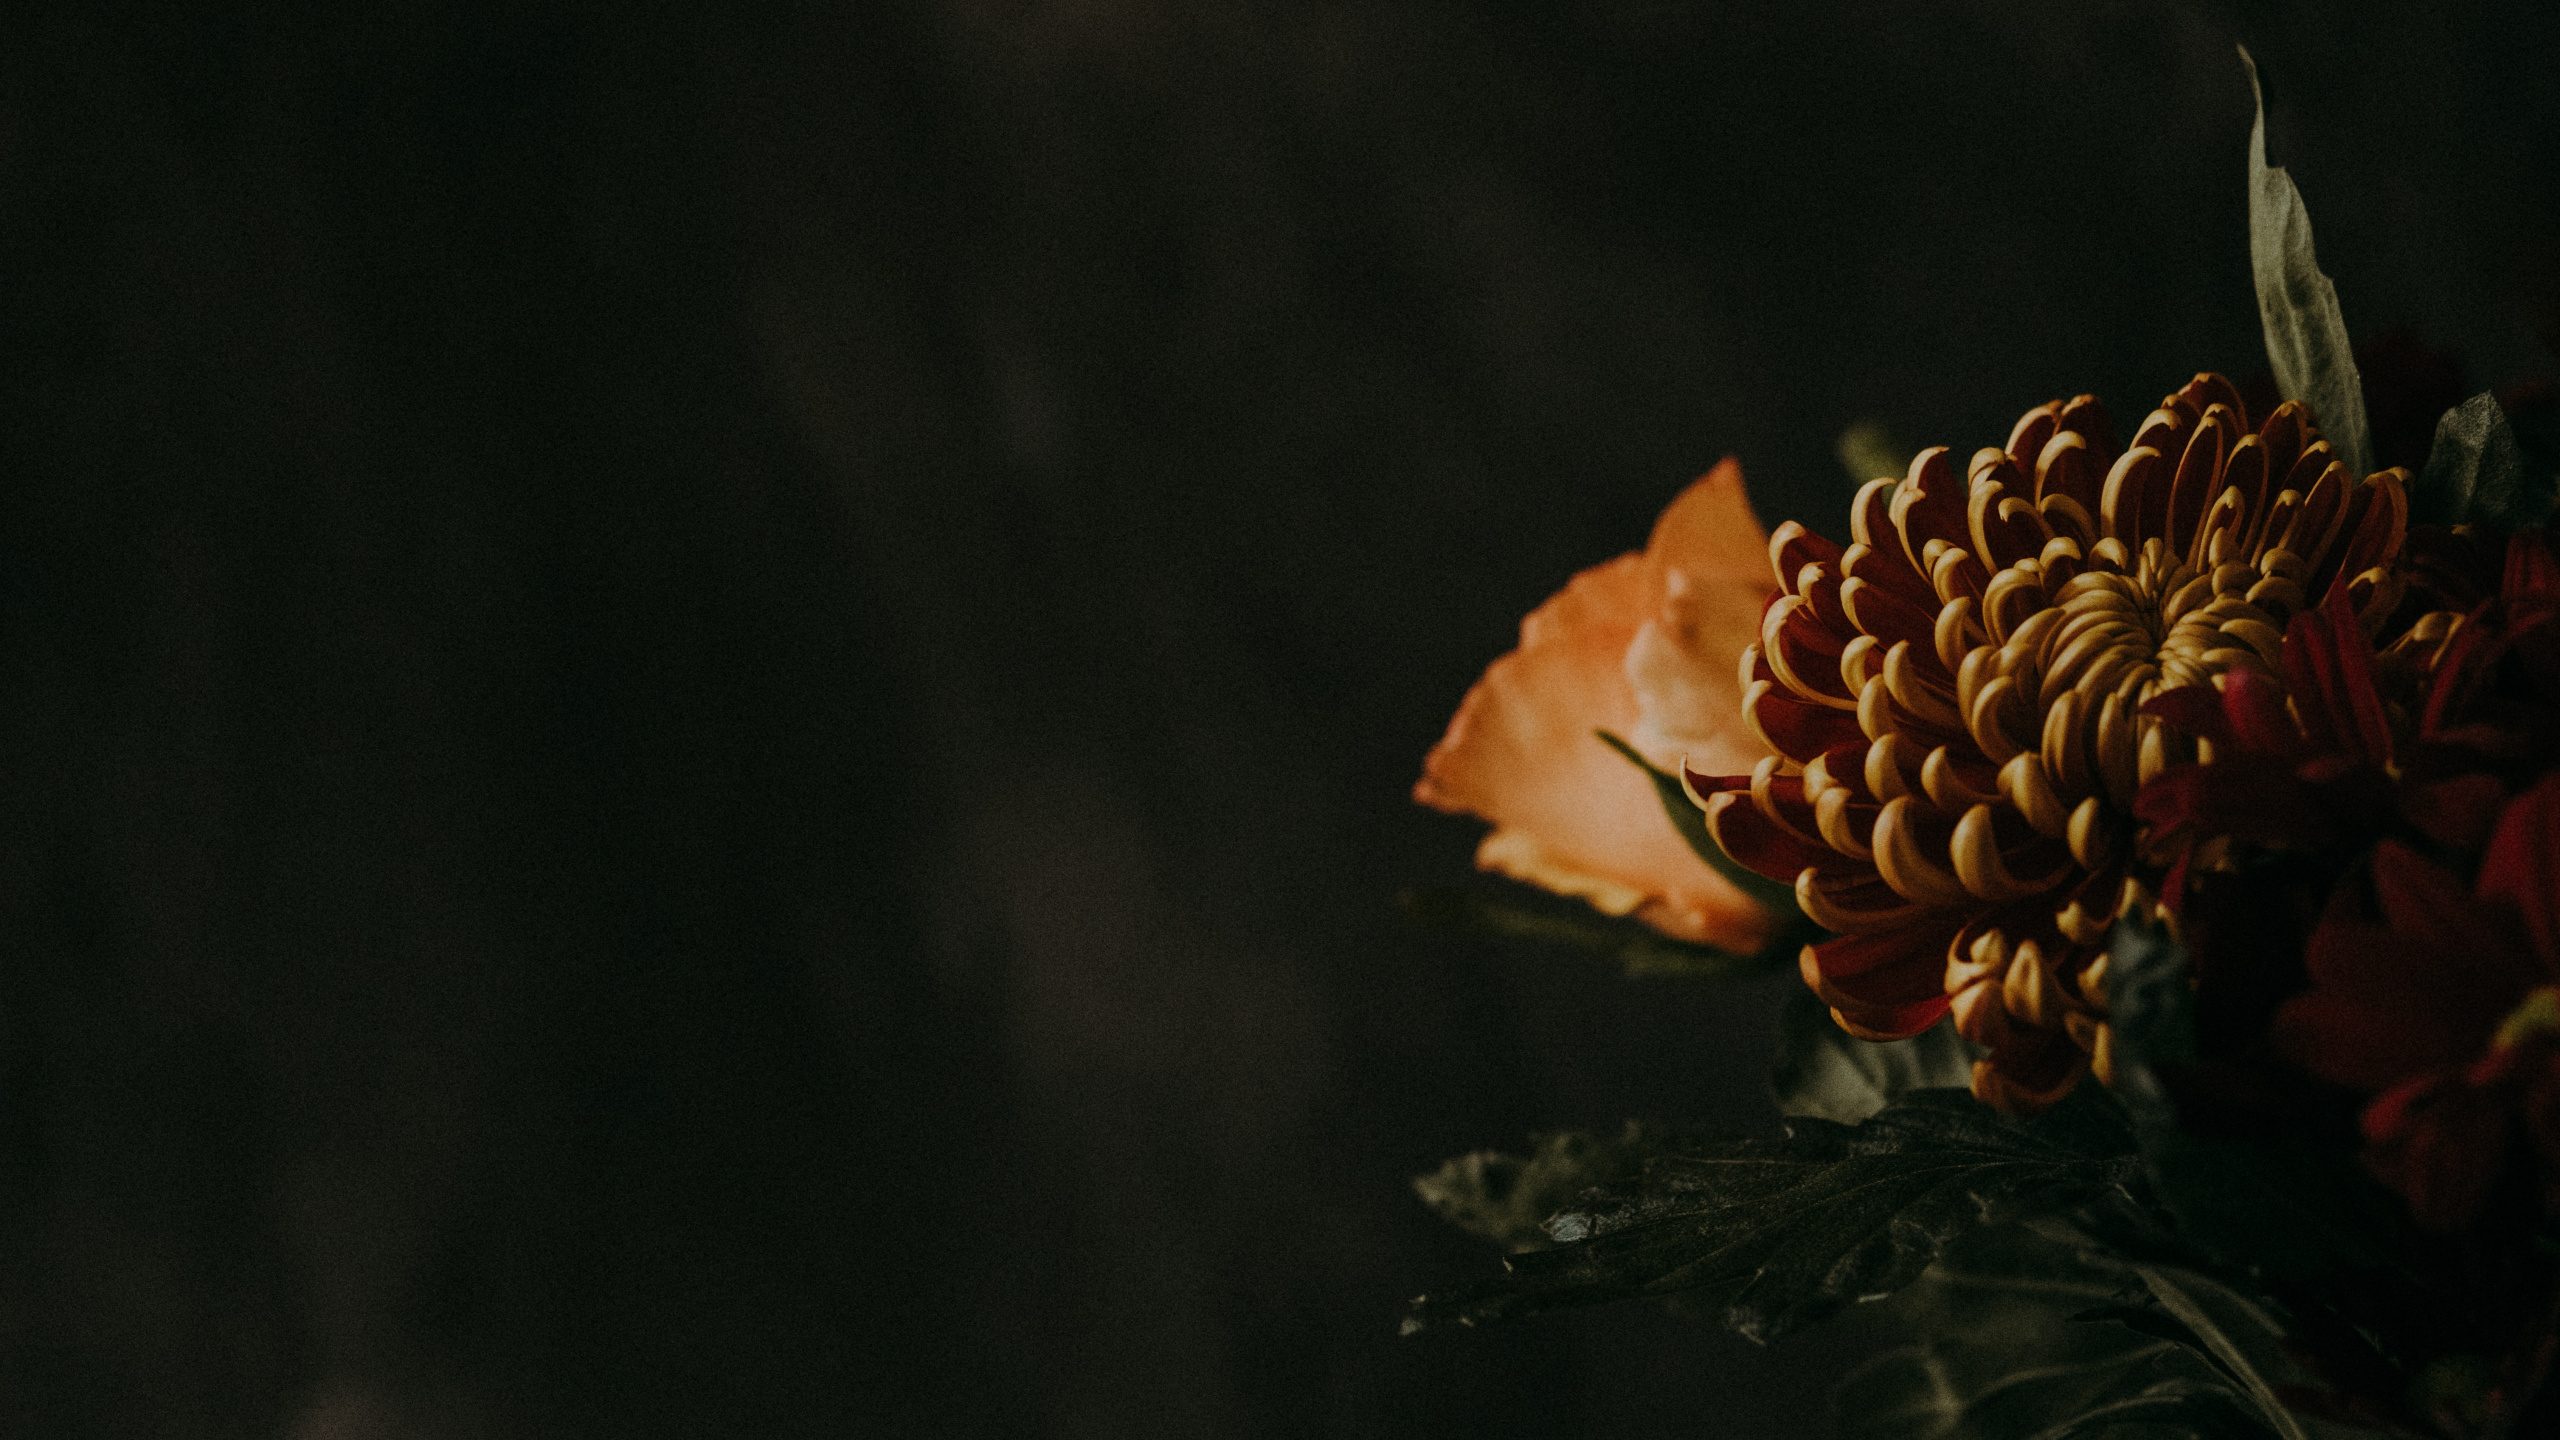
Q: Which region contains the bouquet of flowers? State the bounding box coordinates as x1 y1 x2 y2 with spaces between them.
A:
1403 49 2560 1440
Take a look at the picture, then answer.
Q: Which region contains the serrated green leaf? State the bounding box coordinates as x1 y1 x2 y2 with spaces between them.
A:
1414 1122 1690 1254
2240 46 2371 480
1397 886 1784 979
1404 1088 2139 1343
2415 391 2547 528
1595 729 1806 921
1772 984 1983 1125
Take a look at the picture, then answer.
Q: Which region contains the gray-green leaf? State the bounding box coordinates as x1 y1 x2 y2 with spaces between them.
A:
2241 46 2371 480
2416 391 2546 527
1771 985 1982 1125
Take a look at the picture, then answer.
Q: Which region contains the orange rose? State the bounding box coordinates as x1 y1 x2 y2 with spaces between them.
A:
1415 459 1781 953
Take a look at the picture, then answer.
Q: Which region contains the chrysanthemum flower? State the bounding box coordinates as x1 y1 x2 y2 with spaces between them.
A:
1697 373 2412 1111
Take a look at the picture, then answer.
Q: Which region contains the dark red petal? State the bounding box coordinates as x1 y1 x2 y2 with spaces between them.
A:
2505 528 2560 607
1811 916 1965 981
2280 606 2342 756
2478 771 2560 974
2132 764 2208 836
1770 521 1846 590
2419 603 2501 739
2176 372 2249 430
2274 987 2479 1092
1892 448 1971 561
2370 841 2543 1000
2005 403 2059 477
1841 574 1940 655
2402 774 2508 852
2334 472 2408 585
2275 852 2534 1089
2257 400 2310 485
2133 754 2326 849
2220 668 2298 757
1804 924 1960 1038
2361 1071 2512 1231
1702 791 1835 885
2141 686 2229 746
2321 581 2394 765
1980 1024 2086 1099
2278 588 2391 767
2055 393 2120 463
1746 683 1867 763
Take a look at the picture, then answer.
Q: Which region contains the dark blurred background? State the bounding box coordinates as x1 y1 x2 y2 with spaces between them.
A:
0 2 2553 1436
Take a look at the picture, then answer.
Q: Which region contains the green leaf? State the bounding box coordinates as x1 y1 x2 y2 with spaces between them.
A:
1403 1087 2139 1343
2415 391 2548 528
1595 729 1806 921
1837 1210 2363 1440
1397 886 1784 979
1414 1122 1692 1254
2125 1264 2322 1440
1771 985 1982 1125
2018 1389 2277 1440
1836 1222 2266 1440
2240 46 2372 480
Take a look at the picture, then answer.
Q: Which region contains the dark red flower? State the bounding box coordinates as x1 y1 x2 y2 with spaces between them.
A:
2271 773 2560 1229
2134 582 2405 866
2139 530 2560 892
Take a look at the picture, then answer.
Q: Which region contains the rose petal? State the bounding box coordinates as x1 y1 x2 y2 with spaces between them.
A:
1417 513 1775 952
1626 573 1770 781
1641 458 1776 601
1628 462 1781 777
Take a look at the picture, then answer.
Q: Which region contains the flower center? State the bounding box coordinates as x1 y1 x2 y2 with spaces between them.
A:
2034 535 2288 731
2493 987 2560 1052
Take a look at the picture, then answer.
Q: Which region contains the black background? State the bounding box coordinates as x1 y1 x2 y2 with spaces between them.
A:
2 2 2554 1436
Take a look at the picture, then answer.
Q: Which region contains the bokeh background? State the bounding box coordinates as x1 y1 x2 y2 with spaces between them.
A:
4 2 2555 1436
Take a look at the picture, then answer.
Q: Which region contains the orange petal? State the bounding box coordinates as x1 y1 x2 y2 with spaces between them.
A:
1418 484 1777 953
1629 461 1782 778
1643 458 1777 597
